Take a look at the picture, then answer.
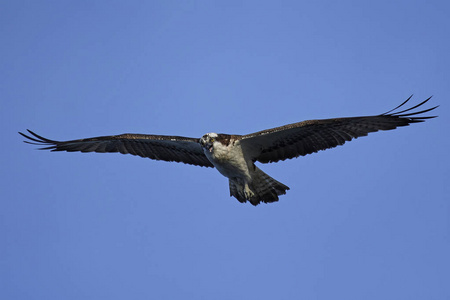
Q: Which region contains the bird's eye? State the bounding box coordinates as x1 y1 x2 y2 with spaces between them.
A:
211 138 215 142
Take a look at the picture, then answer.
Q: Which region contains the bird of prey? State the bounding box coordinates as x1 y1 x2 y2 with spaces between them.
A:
20 96 437 206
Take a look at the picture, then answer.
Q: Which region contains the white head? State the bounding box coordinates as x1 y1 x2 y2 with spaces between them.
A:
199 132 219 152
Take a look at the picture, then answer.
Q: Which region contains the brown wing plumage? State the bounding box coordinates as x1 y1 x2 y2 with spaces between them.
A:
19 130 214 167
239 96 438 164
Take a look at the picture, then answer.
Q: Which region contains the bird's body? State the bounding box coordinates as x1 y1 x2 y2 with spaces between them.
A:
201 133 248 179
200 133 289 204
20 96 438 205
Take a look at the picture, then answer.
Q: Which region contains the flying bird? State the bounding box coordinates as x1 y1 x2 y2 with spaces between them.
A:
20 96 437 206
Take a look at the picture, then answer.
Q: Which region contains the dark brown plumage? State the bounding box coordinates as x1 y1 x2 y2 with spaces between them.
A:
19 131 214 167
238 96 437 163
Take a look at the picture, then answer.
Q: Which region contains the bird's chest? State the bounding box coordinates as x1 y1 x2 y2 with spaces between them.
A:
204 142 250 179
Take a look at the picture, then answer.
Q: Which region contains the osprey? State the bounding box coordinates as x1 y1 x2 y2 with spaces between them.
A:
20 96 437 205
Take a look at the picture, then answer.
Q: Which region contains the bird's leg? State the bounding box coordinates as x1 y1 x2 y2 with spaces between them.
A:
243 183 255 200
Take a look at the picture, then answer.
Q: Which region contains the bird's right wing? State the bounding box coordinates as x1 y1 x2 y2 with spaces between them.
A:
19 130 214 168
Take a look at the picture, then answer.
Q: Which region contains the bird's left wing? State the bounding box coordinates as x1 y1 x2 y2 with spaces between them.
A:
19 130 214 167
238 96 438 164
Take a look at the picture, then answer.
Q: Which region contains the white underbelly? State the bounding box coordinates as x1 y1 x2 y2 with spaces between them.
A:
213 157 249 179
204 143 251 181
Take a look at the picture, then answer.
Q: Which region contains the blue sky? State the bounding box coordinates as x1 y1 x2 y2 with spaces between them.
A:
2 1 449 299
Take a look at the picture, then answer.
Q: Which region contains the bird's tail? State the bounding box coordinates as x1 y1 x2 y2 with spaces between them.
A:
229 166 290 206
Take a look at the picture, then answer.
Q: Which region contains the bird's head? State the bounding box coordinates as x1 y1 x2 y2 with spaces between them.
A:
200 133 218 152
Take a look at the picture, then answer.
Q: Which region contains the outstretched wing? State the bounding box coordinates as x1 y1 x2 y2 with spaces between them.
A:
19 130 214 167
239 96 438 163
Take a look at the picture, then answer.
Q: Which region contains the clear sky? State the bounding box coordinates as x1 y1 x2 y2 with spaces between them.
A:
2 1 449 299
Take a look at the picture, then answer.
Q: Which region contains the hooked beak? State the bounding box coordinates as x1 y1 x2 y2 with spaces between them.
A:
199 138 213 152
